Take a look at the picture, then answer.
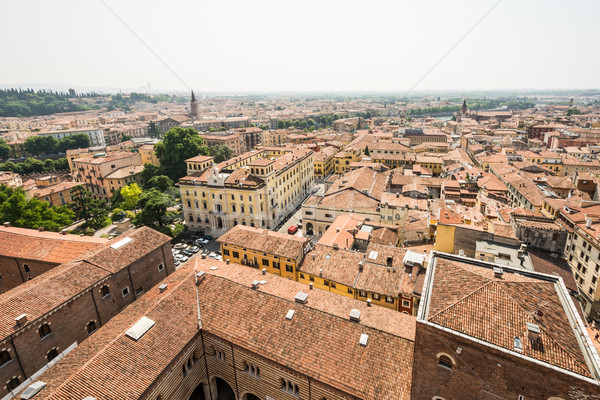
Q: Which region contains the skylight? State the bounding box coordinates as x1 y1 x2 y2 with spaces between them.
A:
125 316 155 341
110 237 132 249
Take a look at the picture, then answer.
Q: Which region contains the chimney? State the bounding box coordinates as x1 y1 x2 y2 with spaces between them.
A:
251 280 260 290
527 322 540 341
358 260 364 271
367 298 372 307
60 229 68 235
3 222 10 227
309 282 314 290
226 259 230 264
333 243 339 250
336 227 340 233
319 268 323 277
312 253 316 260
15 314 28 326
586 216 593 228
493 267 504 279
195 271 206 285
262 268 267 275
38 227 45 232
349 309 361 322
158 283 168 293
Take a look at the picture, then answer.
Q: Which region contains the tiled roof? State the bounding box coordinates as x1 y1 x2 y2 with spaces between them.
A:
425 256 595 378
0 226 107 264
300 244 364 286
218 225 309 260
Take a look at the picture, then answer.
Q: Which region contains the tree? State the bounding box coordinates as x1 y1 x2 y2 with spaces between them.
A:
364 146 370 156
57 133 91 152
0 138 10 160
88 199 109 229
70 185 94 222
134 188 173 227
148 121 161 138
121 183 142 210
258 124 268 130
277 120 285 129
141 163 160 184
121 134 132 142
146 175 174 192
209 145 233 163
24 135 58 155
154 127 209 181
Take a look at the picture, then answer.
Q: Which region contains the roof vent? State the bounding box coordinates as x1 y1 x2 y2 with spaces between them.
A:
319 268 323 277
493 267 504 279
458 249 465 256
226 259 230 264
359 333 369 346
125 316 155 341
367 298 372 307
527 322 540 341
312 253 315 260
3 222 10 227
251 280 260 289
286 309 295 320
82 397 97 400
15 313 28 326
309 282 313 290
349 309 361 322
333 243 339 250
262 268 267 275
20 381 47 399
294 291 308 304
195 271 206 285
359 260 364 271
158 284 168 293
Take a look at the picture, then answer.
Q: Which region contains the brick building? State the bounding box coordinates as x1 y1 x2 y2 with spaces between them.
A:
0 226 107 293
0 227 174 396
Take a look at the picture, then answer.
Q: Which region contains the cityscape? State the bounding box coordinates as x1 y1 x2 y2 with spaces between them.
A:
2 1 600 400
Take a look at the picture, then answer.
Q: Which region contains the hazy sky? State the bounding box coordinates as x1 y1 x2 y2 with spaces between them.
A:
1 0 599 93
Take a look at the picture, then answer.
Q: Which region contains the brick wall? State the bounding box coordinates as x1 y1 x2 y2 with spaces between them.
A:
0 257 59 293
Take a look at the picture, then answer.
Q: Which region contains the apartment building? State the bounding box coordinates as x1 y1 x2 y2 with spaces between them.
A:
313 146 337 180
179 148 314 234
27 180 86 208
199 132 245 156
138 144 160 166
0 227 174 396
71 151 143 198
39 127 106 147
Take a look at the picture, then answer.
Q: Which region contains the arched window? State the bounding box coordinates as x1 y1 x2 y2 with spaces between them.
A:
47 348 58 362
0 350 11 366
232 204 236 212
87 321 97 335
438 354 454 370
187 200 191 208
6 377 20 391
101 285 110 298
39 323 52 339
195 200 199 209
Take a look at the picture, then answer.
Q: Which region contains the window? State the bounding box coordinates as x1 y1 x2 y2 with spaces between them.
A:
438 354 453 370
347 288 353 294
87 321 97 335
6 377 20 392
136 286 144 296
47 348 58 362
39 323 52 339
309 275 314 281
223 249 230 256
182 356 194 378
122 287 130 297
0 350 11 366
232 251 239 258
23 264 30 273
359 290 366 297
373 293 380 300
158 263 164 272
245 362 260 378
262 259 270 267
402 300 411 307
286 265 293 273
281 379 299 397
273 262 280 269
215 349 226 362
385 296 394 304
331 282 336 289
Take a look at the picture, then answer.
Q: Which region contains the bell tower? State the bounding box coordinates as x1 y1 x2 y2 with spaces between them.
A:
190 90 199 119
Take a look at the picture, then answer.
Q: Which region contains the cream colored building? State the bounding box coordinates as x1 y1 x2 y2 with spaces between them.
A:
179 148 314 234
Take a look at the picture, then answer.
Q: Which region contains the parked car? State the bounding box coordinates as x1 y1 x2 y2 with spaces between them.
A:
204 235 213 240
288 225 298 235
174 243 187 250
179 255 189 262
208 252 217 259
189 246 200 253
174 259 180 266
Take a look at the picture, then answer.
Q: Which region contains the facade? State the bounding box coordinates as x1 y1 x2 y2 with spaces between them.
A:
412 252 600 399
179 148 314 234
72 151 143 199
0 227 174 396
199 133 245 156
39 128 106 147
105 164 144 194
138 144 160 166
27 180 87 207
313 146 337 180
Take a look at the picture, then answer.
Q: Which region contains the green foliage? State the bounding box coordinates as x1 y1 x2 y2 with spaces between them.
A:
209 145 233 163
57 133 91 152
111 208 126 221
121 183 142 210
109 188 124 210
0 185 74 231
145 175 174 192
24 135 59 155
121 134 132 142
133 188 174 227
0 88 98 117
141 163 160 184
70 185 94 222
364 146 370 156
567 108 581 116
258 124 269 130
154 127 209 181
148 121 161 138
0 139 10 160
277 120 285 129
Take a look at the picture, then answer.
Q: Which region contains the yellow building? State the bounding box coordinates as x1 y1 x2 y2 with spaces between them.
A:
218 225 311 280
415 155 443 176
138 144 160 166
178 148 314 234
27 179 87 207
313 146 337 180
333 150 362 174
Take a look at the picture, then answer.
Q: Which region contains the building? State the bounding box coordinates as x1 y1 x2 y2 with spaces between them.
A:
9 259 417 400
0 227 174 396
39 128 106 147
190 91 199 119
179 148 314 234
412 251 600 399
199 132 245 156
0 225 107 292
138 144 160 166
313 146 337 180
0 171 22 188
185 155 214 175
72 151 143 199
27 179 86 208
218 225 311 280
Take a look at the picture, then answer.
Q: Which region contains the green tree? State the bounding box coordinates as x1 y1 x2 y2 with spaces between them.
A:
364 146 370 156
111 207 126 221
70 185 94 222
154 127 209 181
277 120 285 129
209 145 233 163
258 124 268 130
88 199 109 229
57 133 91 152
141 163 160 185
121 183 142 210
148 121 161 138
0 138 10 159
146 175 174 192
121 134 132 142
134 188 173 227
24 135 59 155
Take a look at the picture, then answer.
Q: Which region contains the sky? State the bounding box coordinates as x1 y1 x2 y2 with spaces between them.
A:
1 0 599 94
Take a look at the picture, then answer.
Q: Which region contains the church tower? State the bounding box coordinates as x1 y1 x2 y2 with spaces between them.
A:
190 91 199 119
